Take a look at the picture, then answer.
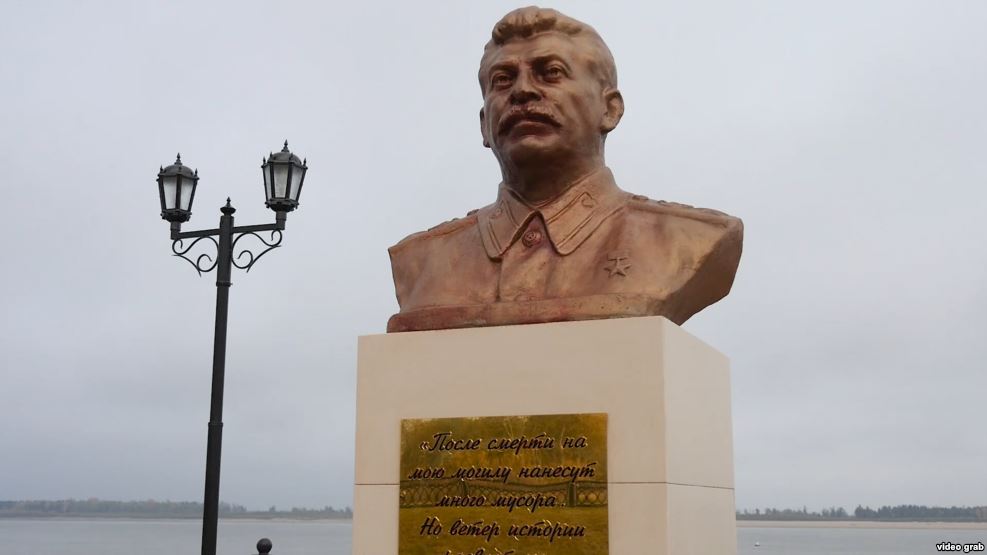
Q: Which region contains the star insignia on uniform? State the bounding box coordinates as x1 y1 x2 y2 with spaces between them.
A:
604 251 631 278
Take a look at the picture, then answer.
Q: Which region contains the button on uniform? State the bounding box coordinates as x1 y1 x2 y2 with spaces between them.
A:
522 229 542 248
497 215 553 302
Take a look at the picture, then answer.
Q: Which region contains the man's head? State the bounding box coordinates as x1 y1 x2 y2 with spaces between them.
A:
478 7 624 190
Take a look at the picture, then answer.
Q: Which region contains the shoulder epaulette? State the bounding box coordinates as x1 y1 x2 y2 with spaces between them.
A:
626 194 740 228
390 211 480 252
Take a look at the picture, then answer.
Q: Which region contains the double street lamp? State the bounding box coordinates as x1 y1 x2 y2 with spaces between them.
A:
157 142 308 555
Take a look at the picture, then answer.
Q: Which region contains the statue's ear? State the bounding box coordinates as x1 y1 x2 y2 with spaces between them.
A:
601 88 624 133
480 107 491 148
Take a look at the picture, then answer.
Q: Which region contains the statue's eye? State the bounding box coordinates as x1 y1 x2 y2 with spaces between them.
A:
491 73 513 89
543 65 565 81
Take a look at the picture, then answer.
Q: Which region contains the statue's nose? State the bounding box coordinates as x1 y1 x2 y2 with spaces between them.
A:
509 71 541 104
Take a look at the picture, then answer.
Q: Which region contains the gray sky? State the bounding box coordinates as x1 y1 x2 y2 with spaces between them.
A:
1 0 985 513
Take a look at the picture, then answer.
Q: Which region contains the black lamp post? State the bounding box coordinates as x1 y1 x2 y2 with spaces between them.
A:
157 154 199 236
263 141 307 214
157 143 307 555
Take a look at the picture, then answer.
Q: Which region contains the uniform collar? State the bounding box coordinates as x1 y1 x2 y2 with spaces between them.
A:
477 167 627 259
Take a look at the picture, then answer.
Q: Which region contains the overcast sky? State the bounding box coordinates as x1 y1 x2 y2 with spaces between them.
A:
1 0 985 513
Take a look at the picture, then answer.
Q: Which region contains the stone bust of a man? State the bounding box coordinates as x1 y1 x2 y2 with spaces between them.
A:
388 7 743 333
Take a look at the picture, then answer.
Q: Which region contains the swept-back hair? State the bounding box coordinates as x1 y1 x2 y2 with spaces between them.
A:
479 6 618 92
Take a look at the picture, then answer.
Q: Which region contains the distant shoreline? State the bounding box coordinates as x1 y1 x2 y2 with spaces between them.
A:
738 520 987 530
0 514 352 522
5 515 984 530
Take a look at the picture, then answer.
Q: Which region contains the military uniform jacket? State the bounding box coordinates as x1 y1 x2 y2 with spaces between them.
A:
387 167 742 332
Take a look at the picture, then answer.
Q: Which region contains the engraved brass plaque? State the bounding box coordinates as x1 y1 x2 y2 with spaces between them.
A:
399 413 608 555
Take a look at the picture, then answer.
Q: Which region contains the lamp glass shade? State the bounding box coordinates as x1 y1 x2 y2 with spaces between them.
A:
289 166 304 201
263 165 272 201
162 176 178 209
179 177 194 211
273 165 289 198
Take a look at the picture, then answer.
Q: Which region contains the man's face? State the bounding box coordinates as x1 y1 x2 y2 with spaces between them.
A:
479 33 615 168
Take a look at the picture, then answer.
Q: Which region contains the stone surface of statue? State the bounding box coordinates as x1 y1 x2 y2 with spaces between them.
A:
388 6 743 333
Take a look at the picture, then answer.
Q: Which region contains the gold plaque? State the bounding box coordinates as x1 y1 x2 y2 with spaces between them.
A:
399 413 608 555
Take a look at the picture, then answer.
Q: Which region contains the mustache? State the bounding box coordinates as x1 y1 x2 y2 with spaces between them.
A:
497 105 561 135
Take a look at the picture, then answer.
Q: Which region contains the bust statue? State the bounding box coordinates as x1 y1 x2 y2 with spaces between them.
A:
387 7 743 332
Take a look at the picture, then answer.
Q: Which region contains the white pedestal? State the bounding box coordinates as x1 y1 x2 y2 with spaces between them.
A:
353 316 737 554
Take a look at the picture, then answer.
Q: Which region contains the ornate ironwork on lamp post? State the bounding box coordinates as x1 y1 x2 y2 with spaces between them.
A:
156 143 307 555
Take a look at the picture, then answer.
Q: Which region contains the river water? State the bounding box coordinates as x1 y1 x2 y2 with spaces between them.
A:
1 518 984 554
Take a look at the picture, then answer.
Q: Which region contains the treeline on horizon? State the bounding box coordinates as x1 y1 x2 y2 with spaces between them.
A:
737 505 987 522
0 499 352 519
